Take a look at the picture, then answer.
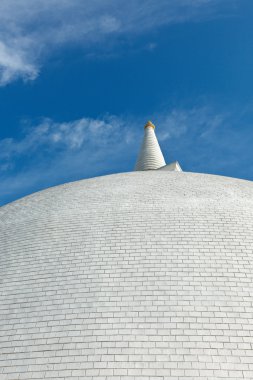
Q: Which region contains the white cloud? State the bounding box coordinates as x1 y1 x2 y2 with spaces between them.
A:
153 106 226 142
0 0 234 85
0 107 231 181
0 115 126 161
0 41 38 85
154 105 253 178
0 114 135 204
2 104 252 205
0 106 226 202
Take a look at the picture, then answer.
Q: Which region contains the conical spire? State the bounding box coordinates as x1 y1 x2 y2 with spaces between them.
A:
135 121 166 171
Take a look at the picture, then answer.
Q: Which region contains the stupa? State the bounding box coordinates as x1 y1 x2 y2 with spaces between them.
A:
1 122 253 380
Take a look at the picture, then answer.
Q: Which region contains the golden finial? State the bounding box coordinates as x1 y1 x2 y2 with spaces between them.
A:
144 121 155 129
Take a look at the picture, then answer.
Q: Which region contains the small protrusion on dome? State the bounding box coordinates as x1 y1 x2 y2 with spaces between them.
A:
158 161 183 172
144 120 155 129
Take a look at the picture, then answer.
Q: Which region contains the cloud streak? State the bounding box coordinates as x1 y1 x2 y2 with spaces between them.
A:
1 103 253 206
0 114 136 204
0 116 123 157
0 0 235 85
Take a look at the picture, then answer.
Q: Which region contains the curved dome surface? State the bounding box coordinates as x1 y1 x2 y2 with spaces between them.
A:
1 171 253 380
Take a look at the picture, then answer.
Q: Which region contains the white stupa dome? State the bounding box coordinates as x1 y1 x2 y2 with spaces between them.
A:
1 124 253 380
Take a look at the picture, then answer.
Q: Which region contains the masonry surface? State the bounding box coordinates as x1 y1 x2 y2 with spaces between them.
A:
1 171 253 380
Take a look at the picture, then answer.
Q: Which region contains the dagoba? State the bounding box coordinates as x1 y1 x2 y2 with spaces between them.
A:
1 122 253 380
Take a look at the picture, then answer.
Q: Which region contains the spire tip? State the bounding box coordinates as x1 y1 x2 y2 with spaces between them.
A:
144 121 155 129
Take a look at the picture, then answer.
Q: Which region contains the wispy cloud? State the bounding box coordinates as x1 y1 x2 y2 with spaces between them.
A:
0 116 124 158
154 105 253 176
1 103 252 206
155 107 227 141
0 41 38 85
0 0 235 85
0 114 137 204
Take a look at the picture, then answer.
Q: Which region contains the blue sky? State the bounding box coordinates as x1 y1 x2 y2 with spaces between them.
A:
0 0 253 205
